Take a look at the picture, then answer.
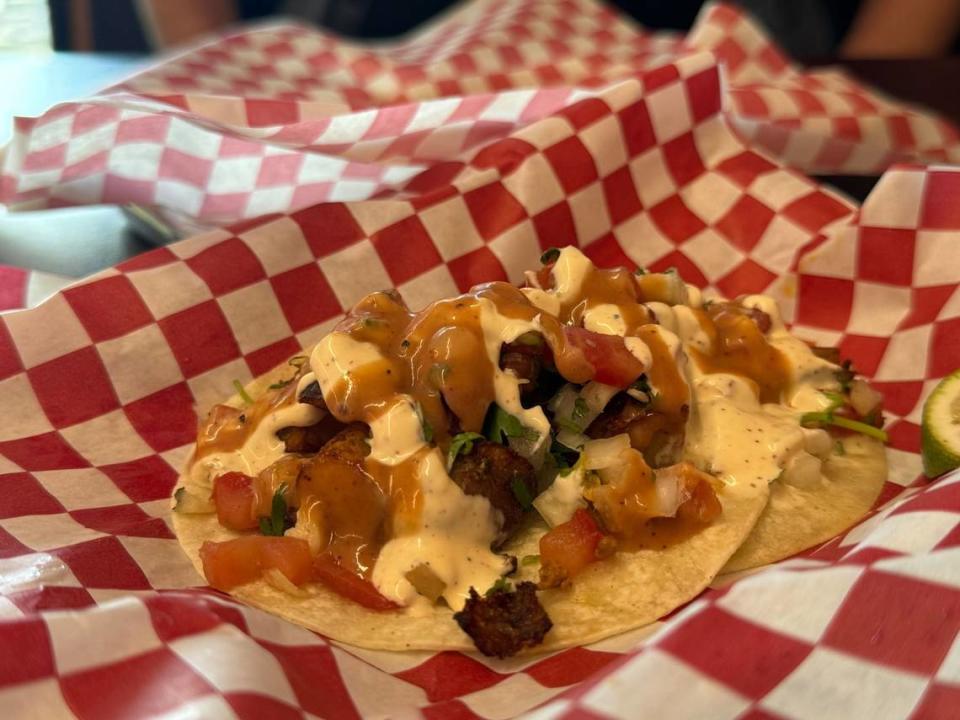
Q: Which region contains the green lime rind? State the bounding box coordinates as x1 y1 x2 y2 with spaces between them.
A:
921 370 960 478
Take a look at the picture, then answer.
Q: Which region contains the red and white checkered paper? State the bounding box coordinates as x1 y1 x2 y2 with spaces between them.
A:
1 2 960 719
2 0 959 228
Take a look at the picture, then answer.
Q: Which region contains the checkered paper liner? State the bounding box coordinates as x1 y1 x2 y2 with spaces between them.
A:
1 39 959 719
2 0 960 232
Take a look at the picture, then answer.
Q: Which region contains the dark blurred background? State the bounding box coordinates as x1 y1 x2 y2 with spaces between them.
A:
47 0 960 59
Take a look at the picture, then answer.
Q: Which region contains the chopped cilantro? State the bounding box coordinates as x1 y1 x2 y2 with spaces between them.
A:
510 477 533 510
232 380 253 406
259 484 289 536
268 377 294 390
800 411 888 442
485 405 538 445
634 267 648 276
447 431 485 469
555 417 584 434
834 440 846 456
521 554 540 566
540 247 561 265
485 577 513 597
288 355 308 369
414 402 434 443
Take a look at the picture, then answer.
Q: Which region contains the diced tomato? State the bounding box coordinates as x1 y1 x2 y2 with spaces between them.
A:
212 472 259 530
313 554 400 611
200 536 313 591
539 509 605 587
562 326 645 388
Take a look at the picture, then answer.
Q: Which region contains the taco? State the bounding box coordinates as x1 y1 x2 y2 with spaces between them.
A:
172 246 885 656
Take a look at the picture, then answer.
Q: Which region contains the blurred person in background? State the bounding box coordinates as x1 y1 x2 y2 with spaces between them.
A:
51 0 960 58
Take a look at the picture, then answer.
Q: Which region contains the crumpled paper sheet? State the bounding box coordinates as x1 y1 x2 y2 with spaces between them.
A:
1 0 958 230
0 2 958 719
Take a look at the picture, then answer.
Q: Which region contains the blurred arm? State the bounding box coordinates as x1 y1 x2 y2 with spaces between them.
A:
137 0 238 48
841 0 960 57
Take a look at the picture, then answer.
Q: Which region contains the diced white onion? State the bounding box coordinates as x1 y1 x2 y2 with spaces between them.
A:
849 379 883 418
780 452 823 489
583 434 631 470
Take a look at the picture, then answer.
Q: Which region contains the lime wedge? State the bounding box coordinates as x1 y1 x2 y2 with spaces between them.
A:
922 369 960 478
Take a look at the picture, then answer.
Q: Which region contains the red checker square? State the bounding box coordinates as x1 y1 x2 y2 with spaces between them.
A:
716 260 778 298
396 651 504 702
200 193 249 219
404 162 464 196
736 710 785 720
886 419 921 453
901 286 956 329
463 182 527 241
146 593 246 642
730 88 770 118
871 380 923 417
937 523 960 551
11 585 95 613
471 138 537 174
823 570 960 674
448 247 508 293
264 643 361 720
0 319 23 380
21 143 66 172
662 132 707 187
648 250 709 288
71 105 119 135
370 215 443 286
930 317 960 378
61 150 107 182
0 618 53 688
255 153 303 186
525 647 619 687
159 148 213 187
226 693 304 720
291 203 366 258
185 237 267 296
789 89 827 115
832 116 862 141
226 213 284 236
409 184 460 212
717 151 778 188
271 263 341 332
245 98 300 126
70 504 157 537
782 191 851 233
856 227 916 286
796 276 854 330
685 65 722 122
363 102 417 141
103 174 155 207
543 137 600 195
116 246 176 273
713 37 748 72
422 699 487 720
532 202 578 251
124 382 198 453
642 63 680 93
649 195 707 245
618 99 657 156
557 97 611 130
603 166 643 226
159 301 242 378
0 473 64 520
28 346 119 428
659 605 813 698
0 431 89 472
715 195 775 252
60 648 213 719
55 536 150 590
115 115 171 143
245 337 304 378
0 525 30 558
913 683 960 720
887 115 916 147
0 265 27 312
100 455 177 503
64 275 153 342
890 477 960 515
586 233 636 271
837 334 889 378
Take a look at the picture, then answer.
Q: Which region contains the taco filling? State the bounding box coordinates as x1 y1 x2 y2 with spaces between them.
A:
174 246 885 656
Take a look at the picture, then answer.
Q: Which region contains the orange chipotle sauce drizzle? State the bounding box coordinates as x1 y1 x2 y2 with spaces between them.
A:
689 302 790 403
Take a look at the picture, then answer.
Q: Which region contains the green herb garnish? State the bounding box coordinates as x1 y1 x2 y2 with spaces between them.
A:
414 402 434 443
521 554 540 566
555 417 584 434
485 405 538 444
572 397 588 422
834 440 846 456
447 431 485 468
634 267 648 276
288 355 308 369
259 484 289 536
232 380 253 405
510 477 533 510
540 247 561 265
485 577 513 597
268 378 294 390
